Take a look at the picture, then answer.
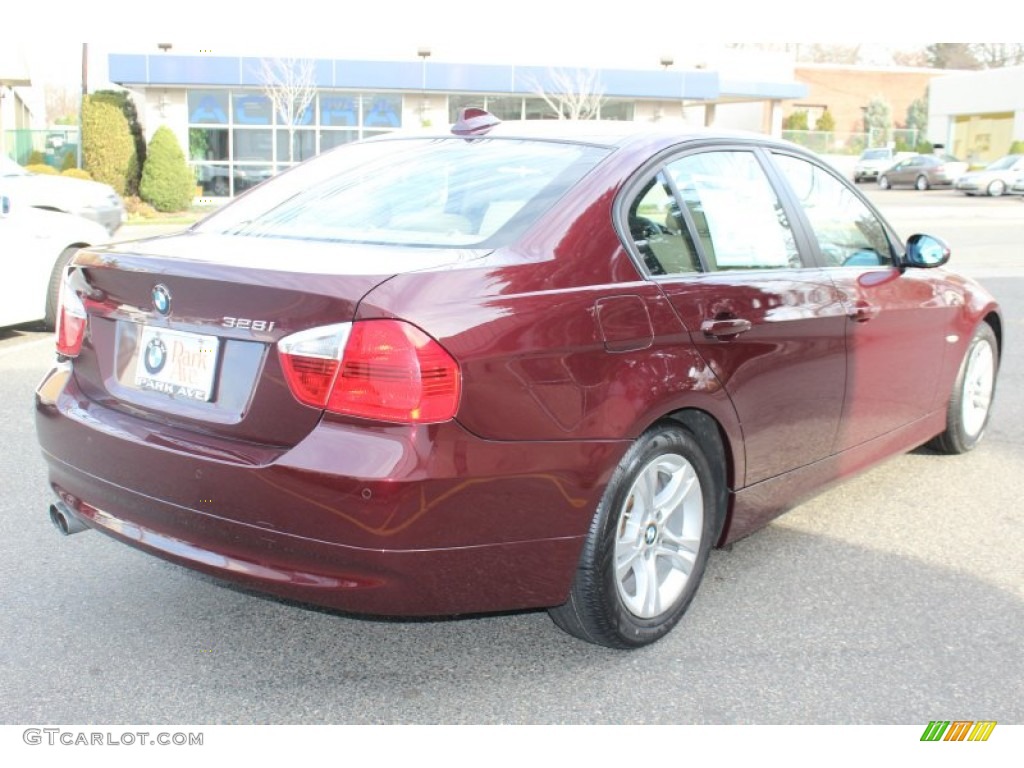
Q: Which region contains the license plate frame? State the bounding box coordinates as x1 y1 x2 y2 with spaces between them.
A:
133 326 220 402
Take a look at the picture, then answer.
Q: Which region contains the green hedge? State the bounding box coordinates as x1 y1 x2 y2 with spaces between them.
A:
25 164 58 175
140 126 195 212
82 97 137 197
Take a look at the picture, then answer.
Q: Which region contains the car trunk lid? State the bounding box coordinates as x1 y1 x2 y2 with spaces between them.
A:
64 230 486 448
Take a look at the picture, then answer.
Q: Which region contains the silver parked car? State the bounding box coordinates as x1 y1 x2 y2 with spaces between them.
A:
0 156 125 235
954 154 1024 197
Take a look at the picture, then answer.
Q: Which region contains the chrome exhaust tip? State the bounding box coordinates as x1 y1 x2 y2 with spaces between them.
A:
49 502 89 536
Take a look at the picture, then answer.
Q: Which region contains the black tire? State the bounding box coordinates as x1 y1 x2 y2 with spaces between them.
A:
928 323 999 454
915 175 930 191
987 180 1006 197
549 423 718 648
879 175 891 190
43 246 80 331
212 176 230 197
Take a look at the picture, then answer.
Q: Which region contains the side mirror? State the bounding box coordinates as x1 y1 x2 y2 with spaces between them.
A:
0 195 10 217
904 233 950 268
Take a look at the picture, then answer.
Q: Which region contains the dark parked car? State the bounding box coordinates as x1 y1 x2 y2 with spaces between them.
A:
36 112 1002 649
878 154 968 190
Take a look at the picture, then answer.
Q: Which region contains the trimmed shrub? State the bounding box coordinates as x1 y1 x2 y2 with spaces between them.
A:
82 97 137 196
1009 141 1024 155
814 111 835 132
123 195 157 219
140 126 194 212
61 168 93 180
25 164 59 175
27 150 46 165
60 152 78 171
783 110 809 131
91 90 147 196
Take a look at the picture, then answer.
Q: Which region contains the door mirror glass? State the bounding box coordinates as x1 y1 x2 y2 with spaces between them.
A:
905 233 950 268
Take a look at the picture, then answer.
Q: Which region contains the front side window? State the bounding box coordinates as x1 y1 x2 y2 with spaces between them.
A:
773 152 893 267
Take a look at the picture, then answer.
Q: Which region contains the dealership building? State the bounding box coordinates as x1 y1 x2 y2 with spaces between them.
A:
927 65 1024 163
107 52 806 197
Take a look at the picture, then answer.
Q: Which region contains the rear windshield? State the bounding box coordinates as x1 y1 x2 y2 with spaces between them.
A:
196 137 609 247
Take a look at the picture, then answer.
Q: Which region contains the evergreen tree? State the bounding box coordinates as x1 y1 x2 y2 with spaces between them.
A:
82 97 137 197
140 127 195 212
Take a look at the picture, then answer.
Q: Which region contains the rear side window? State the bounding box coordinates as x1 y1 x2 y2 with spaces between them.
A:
626 172 701 275
197 138 609 247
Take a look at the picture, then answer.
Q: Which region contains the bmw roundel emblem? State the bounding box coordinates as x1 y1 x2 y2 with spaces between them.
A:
152 284 172 315
143 336 167 374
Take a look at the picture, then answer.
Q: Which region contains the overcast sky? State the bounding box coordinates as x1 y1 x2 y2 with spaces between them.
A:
11 2 968 90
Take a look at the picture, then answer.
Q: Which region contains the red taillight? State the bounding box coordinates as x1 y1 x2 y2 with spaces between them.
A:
278 320 461 423
55 276 87 357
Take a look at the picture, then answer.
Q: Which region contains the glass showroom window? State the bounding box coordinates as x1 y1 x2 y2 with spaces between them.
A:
188 89 404 197
599 100 634 121
189 90 231 196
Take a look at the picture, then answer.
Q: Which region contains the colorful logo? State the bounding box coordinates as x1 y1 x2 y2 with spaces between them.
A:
143 336 168 375
920 721 997 742
152 284 172 316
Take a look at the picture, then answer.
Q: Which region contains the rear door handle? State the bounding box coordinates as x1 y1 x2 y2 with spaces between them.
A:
701 318 752 338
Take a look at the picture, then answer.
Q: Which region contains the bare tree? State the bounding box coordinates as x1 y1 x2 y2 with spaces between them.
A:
892 48 930 67
258 57 317 164
970 44 1024 68
528 67 606 120
801 44 862 65
925 44 981 70
44 84 80 124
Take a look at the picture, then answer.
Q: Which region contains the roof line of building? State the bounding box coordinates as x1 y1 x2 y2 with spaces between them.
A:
108 54 807 103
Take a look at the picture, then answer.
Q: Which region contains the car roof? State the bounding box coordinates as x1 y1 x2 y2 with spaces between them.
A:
370 118 801 156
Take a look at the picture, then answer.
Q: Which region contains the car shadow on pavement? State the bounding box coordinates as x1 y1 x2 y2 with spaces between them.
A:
4 499 1021 724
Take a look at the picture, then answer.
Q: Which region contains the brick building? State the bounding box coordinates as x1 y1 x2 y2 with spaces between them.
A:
784 63 951 135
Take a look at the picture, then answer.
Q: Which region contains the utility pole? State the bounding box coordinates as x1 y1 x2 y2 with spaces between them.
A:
77 43 87 169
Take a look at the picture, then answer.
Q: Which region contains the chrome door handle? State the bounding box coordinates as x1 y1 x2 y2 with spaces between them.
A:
701 318 752 338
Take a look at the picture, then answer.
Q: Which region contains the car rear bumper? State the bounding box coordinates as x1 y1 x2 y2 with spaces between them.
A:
36 364 625 615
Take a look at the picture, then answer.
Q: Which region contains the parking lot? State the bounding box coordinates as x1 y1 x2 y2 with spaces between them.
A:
1 188 1021 724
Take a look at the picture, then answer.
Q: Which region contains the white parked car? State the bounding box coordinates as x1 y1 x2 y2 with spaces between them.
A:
954 154 1024 197
852 148 913 183
0 156 125 236
0 190 111 329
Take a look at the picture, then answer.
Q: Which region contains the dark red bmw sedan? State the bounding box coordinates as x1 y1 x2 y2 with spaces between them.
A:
36 112 1001 648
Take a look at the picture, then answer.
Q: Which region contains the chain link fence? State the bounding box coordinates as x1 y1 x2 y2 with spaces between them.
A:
2 128 80 168
781 128 927 155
